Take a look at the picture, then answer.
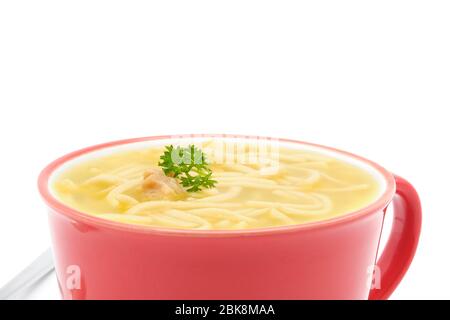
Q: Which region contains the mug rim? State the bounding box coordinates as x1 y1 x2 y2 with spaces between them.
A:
38 134 396 237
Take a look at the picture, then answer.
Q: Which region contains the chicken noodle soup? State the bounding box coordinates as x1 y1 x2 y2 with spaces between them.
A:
52 140 381 230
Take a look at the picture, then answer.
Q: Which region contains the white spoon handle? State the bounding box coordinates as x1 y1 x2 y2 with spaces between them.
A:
0 248 54 300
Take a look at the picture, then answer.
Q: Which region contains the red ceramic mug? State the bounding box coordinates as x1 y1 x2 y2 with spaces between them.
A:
38 134 421 300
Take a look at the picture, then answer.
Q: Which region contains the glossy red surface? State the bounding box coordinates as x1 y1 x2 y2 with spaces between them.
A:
38 134 421 299
369 175 422 300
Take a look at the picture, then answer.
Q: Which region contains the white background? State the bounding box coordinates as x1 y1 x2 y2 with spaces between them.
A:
0 1 449 299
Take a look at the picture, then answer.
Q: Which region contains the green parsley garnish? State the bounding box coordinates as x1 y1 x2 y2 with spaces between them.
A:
158 145 217 192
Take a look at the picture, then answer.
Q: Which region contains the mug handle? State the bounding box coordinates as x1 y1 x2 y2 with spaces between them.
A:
369 175 422 300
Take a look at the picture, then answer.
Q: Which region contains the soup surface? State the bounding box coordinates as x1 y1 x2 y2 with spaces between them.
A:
52 141 381 230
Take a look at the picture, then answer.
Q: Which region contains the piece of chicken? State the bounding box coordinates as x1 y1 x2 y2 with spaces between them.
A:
142 167 186 200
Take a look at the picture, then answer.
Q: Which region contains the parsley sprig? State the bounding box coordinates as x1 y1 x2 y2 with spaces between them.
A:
158 145 217 192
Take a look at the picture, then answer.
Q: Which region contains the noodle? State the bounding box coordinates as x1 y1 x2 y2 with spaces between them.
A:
106 179 141 207
166 210 211 228
126 201 242 214
196 187 242 202
97 213 154 224
53 142 380 230
317 184 369 192
152 214 198 228
82 174 126 187
270 208 295 224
